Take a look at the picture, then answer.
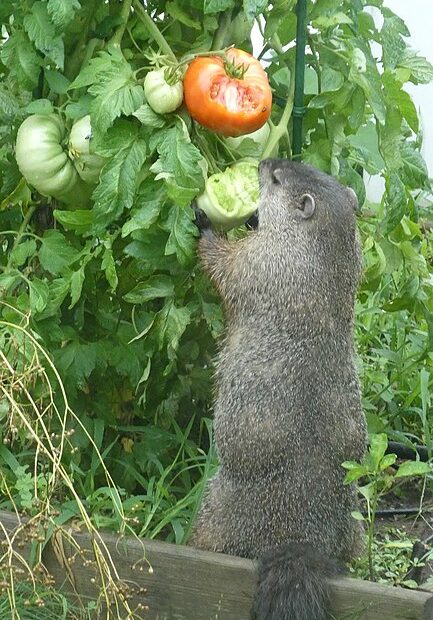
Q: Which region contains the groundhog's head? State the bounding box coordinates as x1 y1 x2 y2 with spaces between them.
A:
258 158 358 232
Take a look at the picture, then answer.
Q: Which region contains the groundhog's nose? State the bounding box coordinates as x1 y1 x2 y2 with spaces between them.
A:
259 158 281 175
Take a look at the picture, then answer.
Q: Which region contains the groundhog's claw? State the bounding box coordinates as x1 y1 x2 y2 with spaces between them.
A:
192 201 212 233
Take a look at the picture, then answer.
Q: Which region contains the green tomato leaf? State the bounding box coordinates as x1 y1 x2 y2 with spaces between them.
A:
29 278 49 314
69 266 85 308
0 31 42 91
45 69 71 94
47 0 81 29
133 103 166 128
382 71 418 133
383 172 407 234
204 0 235 14
25 98 53 115
0 85 21 121
367 433 389 471
157 301 191 353
399 143 429 189
69 48 144 135
166 2 201 29
101 247 118 291
381 15 409 70
398 49 433 85
23 1 64 70
121 184 164 237
243 0 267 22
150 118 206 207
91 138 147 232
10 239 37 268
313 12 353 28
162 204 198 267
124 275 174 304
38 229 81 275
395 461 432 478
53 209 94 235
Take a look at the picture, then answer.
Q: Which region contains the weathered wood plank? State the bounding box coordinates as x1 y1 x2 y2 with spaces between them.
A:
1 510 432 620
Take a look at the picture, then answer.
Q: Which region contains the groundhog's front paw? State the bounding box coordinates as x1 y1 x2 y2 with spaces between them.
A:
192 201 212 233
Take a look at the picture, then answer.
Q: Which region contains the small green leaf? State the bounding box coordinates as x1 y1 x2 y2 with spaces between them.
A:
45 69 71 94
204 0 235 14
162 204 198 267
1 31 42 90
69 266 85 308
383 172 407 234
101 247 118 291
25 98 53 115
368 433 389 471
54 209 94 234
123 276 174 304
395 461 431 478
29 278 49 313
157 302 191 352
166 2 201 29
132 103 166 128
243 0 267 22
10 239 37 267
47 0 81 29
38 229 80 275
92 139 147 232
351 511 366 521
23 1 64 69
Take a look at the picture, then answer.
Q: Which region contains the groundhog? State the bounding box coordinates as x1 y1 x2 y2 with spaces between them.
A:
190 158 368 620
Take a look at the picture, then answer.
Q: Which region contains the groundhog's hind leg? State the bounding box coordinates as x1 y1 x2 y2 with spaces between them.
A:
188 474 254 558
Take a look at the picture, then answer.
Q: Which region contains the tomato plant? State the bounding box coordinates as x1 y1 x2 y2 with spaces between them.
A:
184 48 272 137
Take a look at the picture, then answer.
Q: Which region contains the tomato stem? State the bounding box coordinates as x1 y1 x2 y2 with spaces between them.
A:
109 0 133 47
4 205 37 278
261 67 295 160
212 10 232 51
133 0 177 63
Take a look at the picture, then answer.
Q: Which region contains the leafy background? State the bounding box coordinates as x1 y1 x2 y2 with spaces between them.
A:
0 0 433 565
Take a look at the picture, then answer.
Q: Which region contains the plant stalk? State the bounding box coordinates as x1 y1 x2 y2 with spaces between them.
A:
110 0 133 47
4 205 37 276
292 0 308 160
261 70 295 160
133 0 177 63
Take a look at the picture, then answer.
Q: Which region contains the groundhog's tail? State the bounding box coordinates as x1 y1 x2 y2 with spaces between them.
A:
251 542 342 620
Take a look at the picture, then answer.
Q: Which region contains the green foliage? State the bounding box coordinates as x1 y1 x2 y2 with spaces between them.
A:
0 0 433 603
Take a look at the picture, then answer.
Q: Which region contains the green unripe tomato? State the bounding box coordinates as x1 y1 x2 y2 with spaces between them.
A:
15 114 91 207
68 115 105 185
196 160 259 231
144 68 183 115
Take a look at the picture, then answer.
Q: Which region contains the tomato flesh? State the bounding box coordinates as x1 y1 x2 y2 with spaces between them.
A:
184 49 272 137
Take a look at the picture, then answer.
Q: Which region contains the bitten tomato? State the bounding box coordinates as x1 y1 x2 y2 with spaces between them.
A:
183 48 272 137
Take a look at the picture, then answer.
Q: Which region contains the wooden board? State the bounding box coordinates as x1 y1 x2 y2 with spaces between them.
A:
1 510 432 620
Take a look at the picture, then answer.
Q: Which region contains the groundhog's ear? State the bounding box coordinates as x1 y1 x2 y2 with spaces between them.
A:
298 193 316 219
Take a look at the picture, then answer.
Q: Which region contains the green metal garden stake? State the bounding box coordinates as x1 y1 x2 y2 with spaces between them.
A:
292 0 308 160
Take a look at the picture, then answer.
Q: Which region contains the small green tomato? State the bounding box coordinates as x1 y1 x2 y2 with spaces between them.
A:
144 68 183 115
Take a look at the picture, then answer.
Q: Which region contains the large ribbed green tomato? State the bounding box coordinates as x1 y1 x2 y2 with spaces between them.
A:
15 114 91 207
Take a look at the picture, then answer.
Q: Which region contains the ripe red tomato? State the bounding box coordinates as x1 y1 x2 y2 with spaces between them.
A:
183 48 272 137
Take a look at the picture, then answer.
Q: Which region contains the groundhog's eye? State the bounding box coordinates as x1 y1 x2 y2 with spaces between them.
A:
298 193 316 219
